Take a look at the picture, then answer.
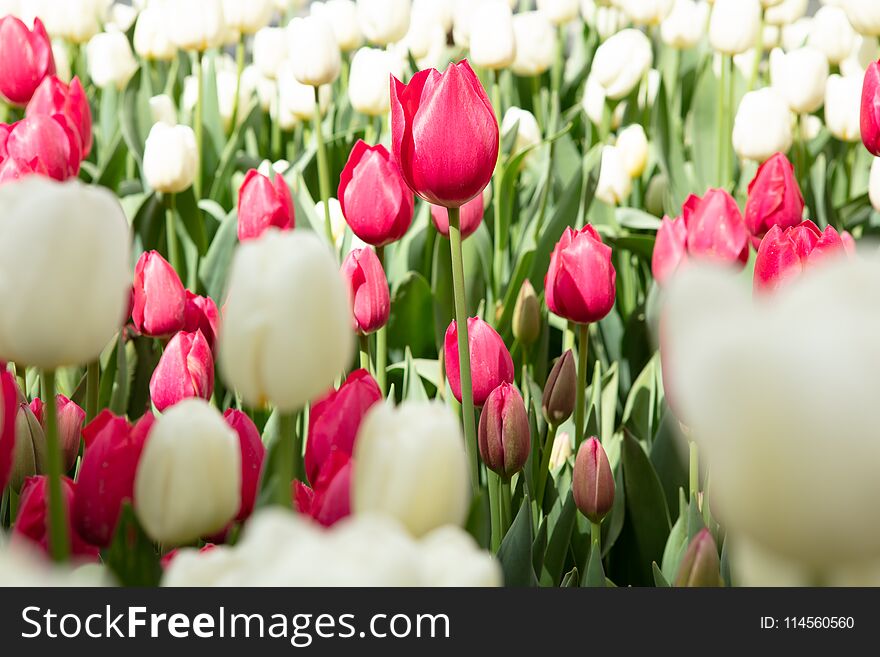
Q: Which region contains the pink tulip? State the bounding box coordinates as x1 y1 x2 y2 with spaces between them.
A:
0 17 55 106
183 290 220 351
131 250 187 337
430 193 485 239
0 369 18 494
0 114 82 181
340 247 390 335
29 394 86 473
652 215 689 286
294 451 352 527
478 382 530 480
683 189 749 265
572 437 614 524
391 60 498 208
15 475 99 559
26 76 93 157
545 225 617 324
753 220 847 293
237 169 295 242
444 317 514 406
223 409 265 523
149 330 215 412
744 153 804 247
861 59 880 156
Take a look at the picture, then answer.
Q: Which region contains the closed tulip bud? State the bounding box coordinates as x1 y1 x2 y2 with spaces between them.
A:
341 248 391 335
770 47 828 114
391 60 499 209
861 61 880 156
134 4 177 61
537 0 579 25
765 0 808 28
169 0 226 52
306 368 382 484
549 430 572 470
542 350 576 426
572 437 614 523
616 0 674 26
0 17 55 106
754 220 847 293
0 371 17 494
0 178 131 369
478 383 530 480
252 27 288 79
143 122 198 194
661 0 707 50
732 88 793 162
14 475 99 559
675 528 723 587
744 152 804 247
512 280 541 347
709 0 761 55
222 0 272 34
11 403 46 493
545 225 617 325
72 411 153 547
430 193 485 239
683 189 749 267
183 291 220 352
469 2 515 71
844 1 880 37
444 317 515 407
591 29 653 101
223 409 265 523
85 32 138 91
348 47 404 116
596 144 633 205
312 0 364 51
287 16 341 87
871 157 880 212
616 124 649 179
825 73 862 143
339 141 414 246
501 107 542 156
149 94 177 126
132 250 187 338
808 7 854 65
645 173 668 217
512 11 555 77
357 0 411 46
26 76 92 157
149 330 215 412
353 401 470 537
29 394 85 474
220 230 354 412
0 114 82 181
237 169 295 242
135 399 241 545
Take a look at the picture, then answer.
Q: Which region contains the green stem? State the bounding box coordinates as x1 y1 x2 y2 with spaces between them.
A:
363 119 376 145
230 34 245 134
164 193 181 275
85 360 99 423
193 51 203 200
9 488 18 524
489 472 501 551
374 245 387 395
717 54 729 186
536 423 559 510
271 87 282 160
491 71 504 301
41 370 69 562
276 411 300 505
689 440 699 500
748 12 764 92
14 363 26 398
574 324 589 449
313 86 334 246
163 56 179 97
531 74 544 127
499 478 512 538
448 206 479 492
358 334 371 372
590 520 602 550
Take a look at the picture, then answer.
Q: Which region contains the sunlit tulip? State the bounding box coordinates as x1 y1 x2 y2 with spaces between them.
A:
0 178 131 369
501 107 541 157
591 29 653 101
842 0 880 37
147 94 176 127
807 6 855 65
348 47 404 116
131 250 186 338
149 330 215 412
770 47 828 114
825 73 862 142
861 60 880 155
286 16 342 87
0 371 17 494
26 76 92 157
353 401 470 537
430 193 485 239
275 66 331 126
223 409 265 523
341 248 391 335
29 394 85 473
537 0 580 25
0 17 55 106
546 225 616 324
312 0 364 51
709 0 761 55
0 114 82 181
222 0 272 34
391 60 499 208
444 317 515 407
511 11 555 77
237 169 295 242
764 0 808 27
478 382 530 480
572 437 614 523
616 124 649 179
615 0 673 26
660 0 707 50
732 88 793 162
133 3 177 61
357 0 411 46
219 230 354 412
135 399 241 545
595 144 632 205
252 27 288 80
21 0 107 44
85 32 138 90
581 0 628 40
143 122 198 193
168 0 226 52
744 152 804 247
397 8 447 67
754 220 847 293
468 1 516 71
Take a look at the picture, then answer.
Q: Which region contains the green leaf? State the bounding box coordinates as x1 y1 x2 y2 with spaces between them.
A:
387 271 435 358
560 567 579 587
464 488 491 549
402 347 428 401
540 490 577 586
102 503 162 587
616 207 663 231
498 493 538 587
652 562 670 587
199 208 238 301
582 541 606 588
109 334 130 415
174 187 208 256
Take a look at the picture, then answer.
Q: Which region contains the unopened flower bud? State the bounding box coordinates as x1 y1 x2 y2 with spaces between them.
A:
512 280 541 347
11 404 46 492
478 383 530 480
572 437 614 523
542 350 576 426
675 528 723 587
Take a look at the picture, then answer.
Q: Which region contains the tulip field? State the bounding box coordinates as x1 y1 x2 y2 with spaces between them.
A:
2 0 880 590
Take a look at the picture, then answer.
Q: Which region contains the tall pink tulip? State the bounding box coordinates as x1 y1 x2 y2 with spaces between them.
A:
26 76 93 157
0 17 55 106
391 60 499 208
149 330 215 411
652 216 689 286
861 59 880 156
430 193 485 239
744 153 804 247
340 247 390 335
545 226 617 325
753 220 847 293
183 291 220 351
444 317 514 407
478 382 530 480
131 251 187 337
223 409 265 523
0 114 82 181
338 140 414 246
572 437 614 524
0 369 18 494
237 169 295 242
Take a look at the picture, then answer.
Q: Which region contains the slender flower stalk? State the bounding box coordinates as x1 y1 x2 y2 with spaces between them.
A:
164 193 181 275
230 34 246 133
374 245 388 395
314 86 334 245
41 370 69 562
85 360 99 422
574 324 589 448
358 334 371 372
193 51 203 199
276 410 299 505
491 71 504 299
689 440 699 501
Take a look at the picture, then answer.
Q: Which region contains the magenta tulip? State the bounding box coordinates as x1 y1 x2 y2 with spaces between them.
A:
340 247 390 335
237 169 295 242
545 225 616 324
430 193 485 239
572 437 614 524
295 451 352 527
26 76 93 157
29 394 85 473
444 317 514 406
15 475 99 559
131 250 187 337
149 330 215 412
744 153 804 247
223 409 265 523
0 114 82 181
0 17 55 106
0 369 18 494
478 382 530 480
183 290 220 351
753 220 847 293
651 215 688 286
861 59 880 156
684 189 749 264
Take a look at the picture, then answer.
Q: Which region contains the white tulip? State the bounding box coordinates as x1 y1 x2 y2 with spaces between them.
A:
253 27 288 80
808 6 855 65
761 0 784 6
219 230 353 412
453 0 515 47
286 16 342 87
133 3 176 61
764 0 807 27
614 0 673 26
548 431 573 471
22 0 108 43
770 47 829 114
469 1 516 71
398 10 448 67
357 0 411 46
412 0 454 32
275 64 332 127
780 17 811 51
0 540 112 587
319 197 356 251
824 74 862 142
143 123 198 194
582 74 623 129
420 527 502 586
167 0 226 52
732 88 792 162
799 114 823 141
105 3 139 33
763 24 781 50
86 32 138 90
135 399 241 546
214 68 256 131
661 0 708 50
616 124 649 179
353 402 470 538
870 158 880 213
50 39 71 83
512 11 555 77
0 178 131 370
662 259 880 572
709 0 761 55
841 0 880 37
349 47 404 116
595 144 632 205
222 0 272 34
501 107 542 156
149 94 177 125
581 0 628 41
537 0 580 25
311 0 364 51
840 34 879 78
591 29 653 100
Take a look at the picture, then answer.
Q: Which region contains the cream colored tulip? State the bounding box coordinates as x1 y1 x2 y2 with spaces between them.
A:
469 1 516 71
595 144 632 205
591 28 653 100
512 11 555 76
770 46 828 114
133 3 176 61
616 124 649 179
348 47 404 116
286 16 342 87
709 0 761 55
86 32 138 90
222 0 272 34
808 6 856 65
824 73 862 142
167 0 226 51
143 123 198 194
311 0 364 51
357 0 411 46
732 88 792 162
